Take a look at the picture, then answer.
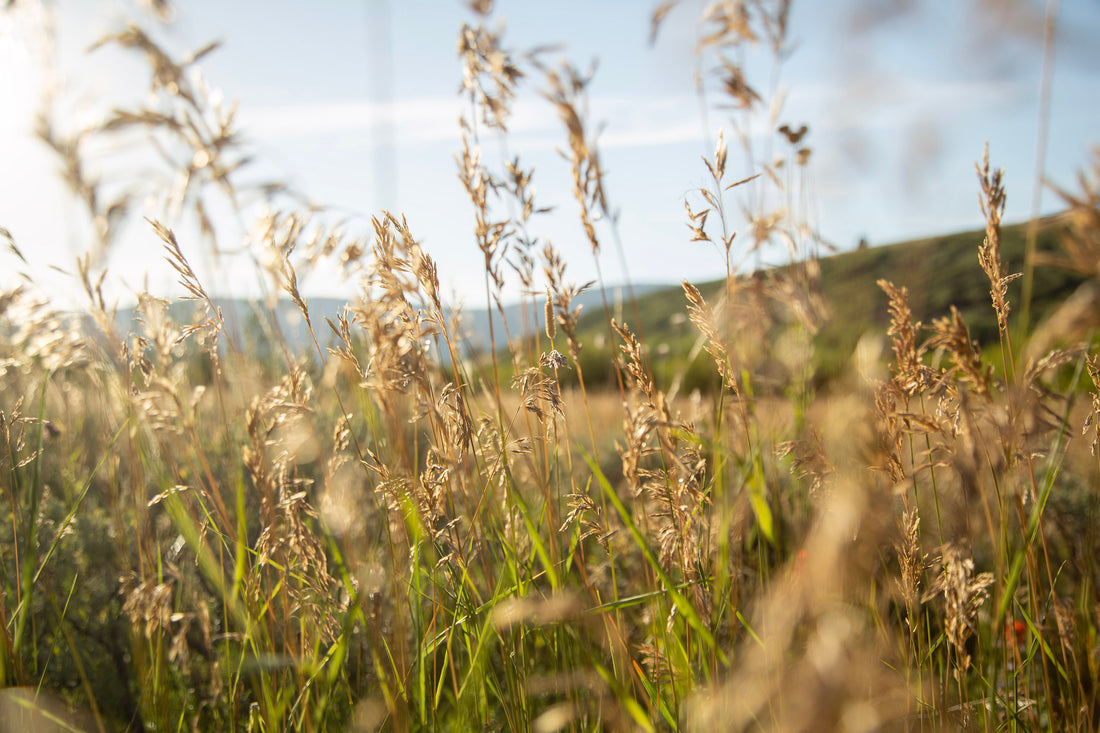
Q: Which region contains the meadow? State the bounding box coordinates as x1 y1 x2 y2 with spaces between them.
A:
2 1 1100 730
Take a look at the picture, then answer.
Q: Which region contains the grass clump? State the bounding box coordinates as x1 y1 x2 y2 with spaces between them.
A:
3 1 1100 731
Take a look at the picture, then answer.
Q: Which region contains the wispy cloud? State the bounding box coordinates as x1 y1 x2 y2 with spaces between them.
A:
230 74 1029 178
241 96 465 142
240 92 715 150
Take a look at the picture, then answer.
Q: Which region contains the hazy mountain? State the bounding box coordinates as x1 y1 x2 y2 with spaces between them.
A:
108 283 671 356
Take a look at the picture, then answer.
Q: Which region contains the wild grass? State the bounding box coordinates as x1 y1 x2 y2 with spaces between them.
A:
2 1 1100 731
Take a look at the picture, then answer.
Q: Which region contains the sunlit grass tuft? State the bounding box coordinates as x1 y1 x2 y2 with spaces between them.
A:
2 1 1099 731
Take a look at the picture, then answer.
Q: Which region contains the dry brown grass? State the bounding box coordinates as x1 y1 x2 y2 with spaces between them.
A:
2 1 1099 731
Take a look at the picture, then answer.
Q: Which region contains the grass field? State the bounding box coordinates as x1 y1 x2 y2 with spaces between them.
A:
3 2 1100 731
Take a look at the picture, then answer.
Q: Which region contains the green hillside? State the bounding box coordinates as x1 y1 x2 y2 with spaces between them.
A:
566 214 1087 390
811 215 1084 375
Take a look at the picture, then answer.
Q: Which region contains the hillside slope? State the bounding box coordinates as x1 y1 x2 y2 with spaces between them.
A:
570 214 1088 388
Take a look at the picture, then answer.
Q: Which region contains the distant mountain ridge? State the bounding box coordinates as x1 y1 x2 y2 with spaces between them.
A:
110 283 671 355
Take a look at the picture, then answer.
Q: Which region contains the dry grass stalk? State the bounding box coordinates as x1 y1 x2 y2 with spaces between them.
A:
1084 355 1100 456
895 508 925 617
683 281 736 388
543 244 591 369
543 289 555 341
976 144 1023 336
459 21 523 132
927 306 993 397
925 544 994 676
776 426 834 497
878 279 929 398
1040 148 1100 278
543 65 607 256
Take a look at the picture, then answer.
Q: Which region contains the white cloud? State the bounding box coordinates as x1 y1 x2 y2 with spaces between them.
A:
239 92 718 150
241 96 463 142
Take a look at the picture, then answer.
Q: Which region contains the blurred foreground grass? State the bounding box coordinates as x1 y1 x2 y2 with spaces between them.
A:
2 2 1100 731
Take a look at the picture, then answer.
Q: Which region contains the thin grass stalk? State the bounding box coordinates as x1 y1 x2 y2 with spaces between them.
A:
11 374 51 673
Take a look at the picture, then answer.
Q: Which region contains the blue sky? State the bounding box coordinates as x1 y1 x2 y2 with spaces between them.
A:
2 0 1099 310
